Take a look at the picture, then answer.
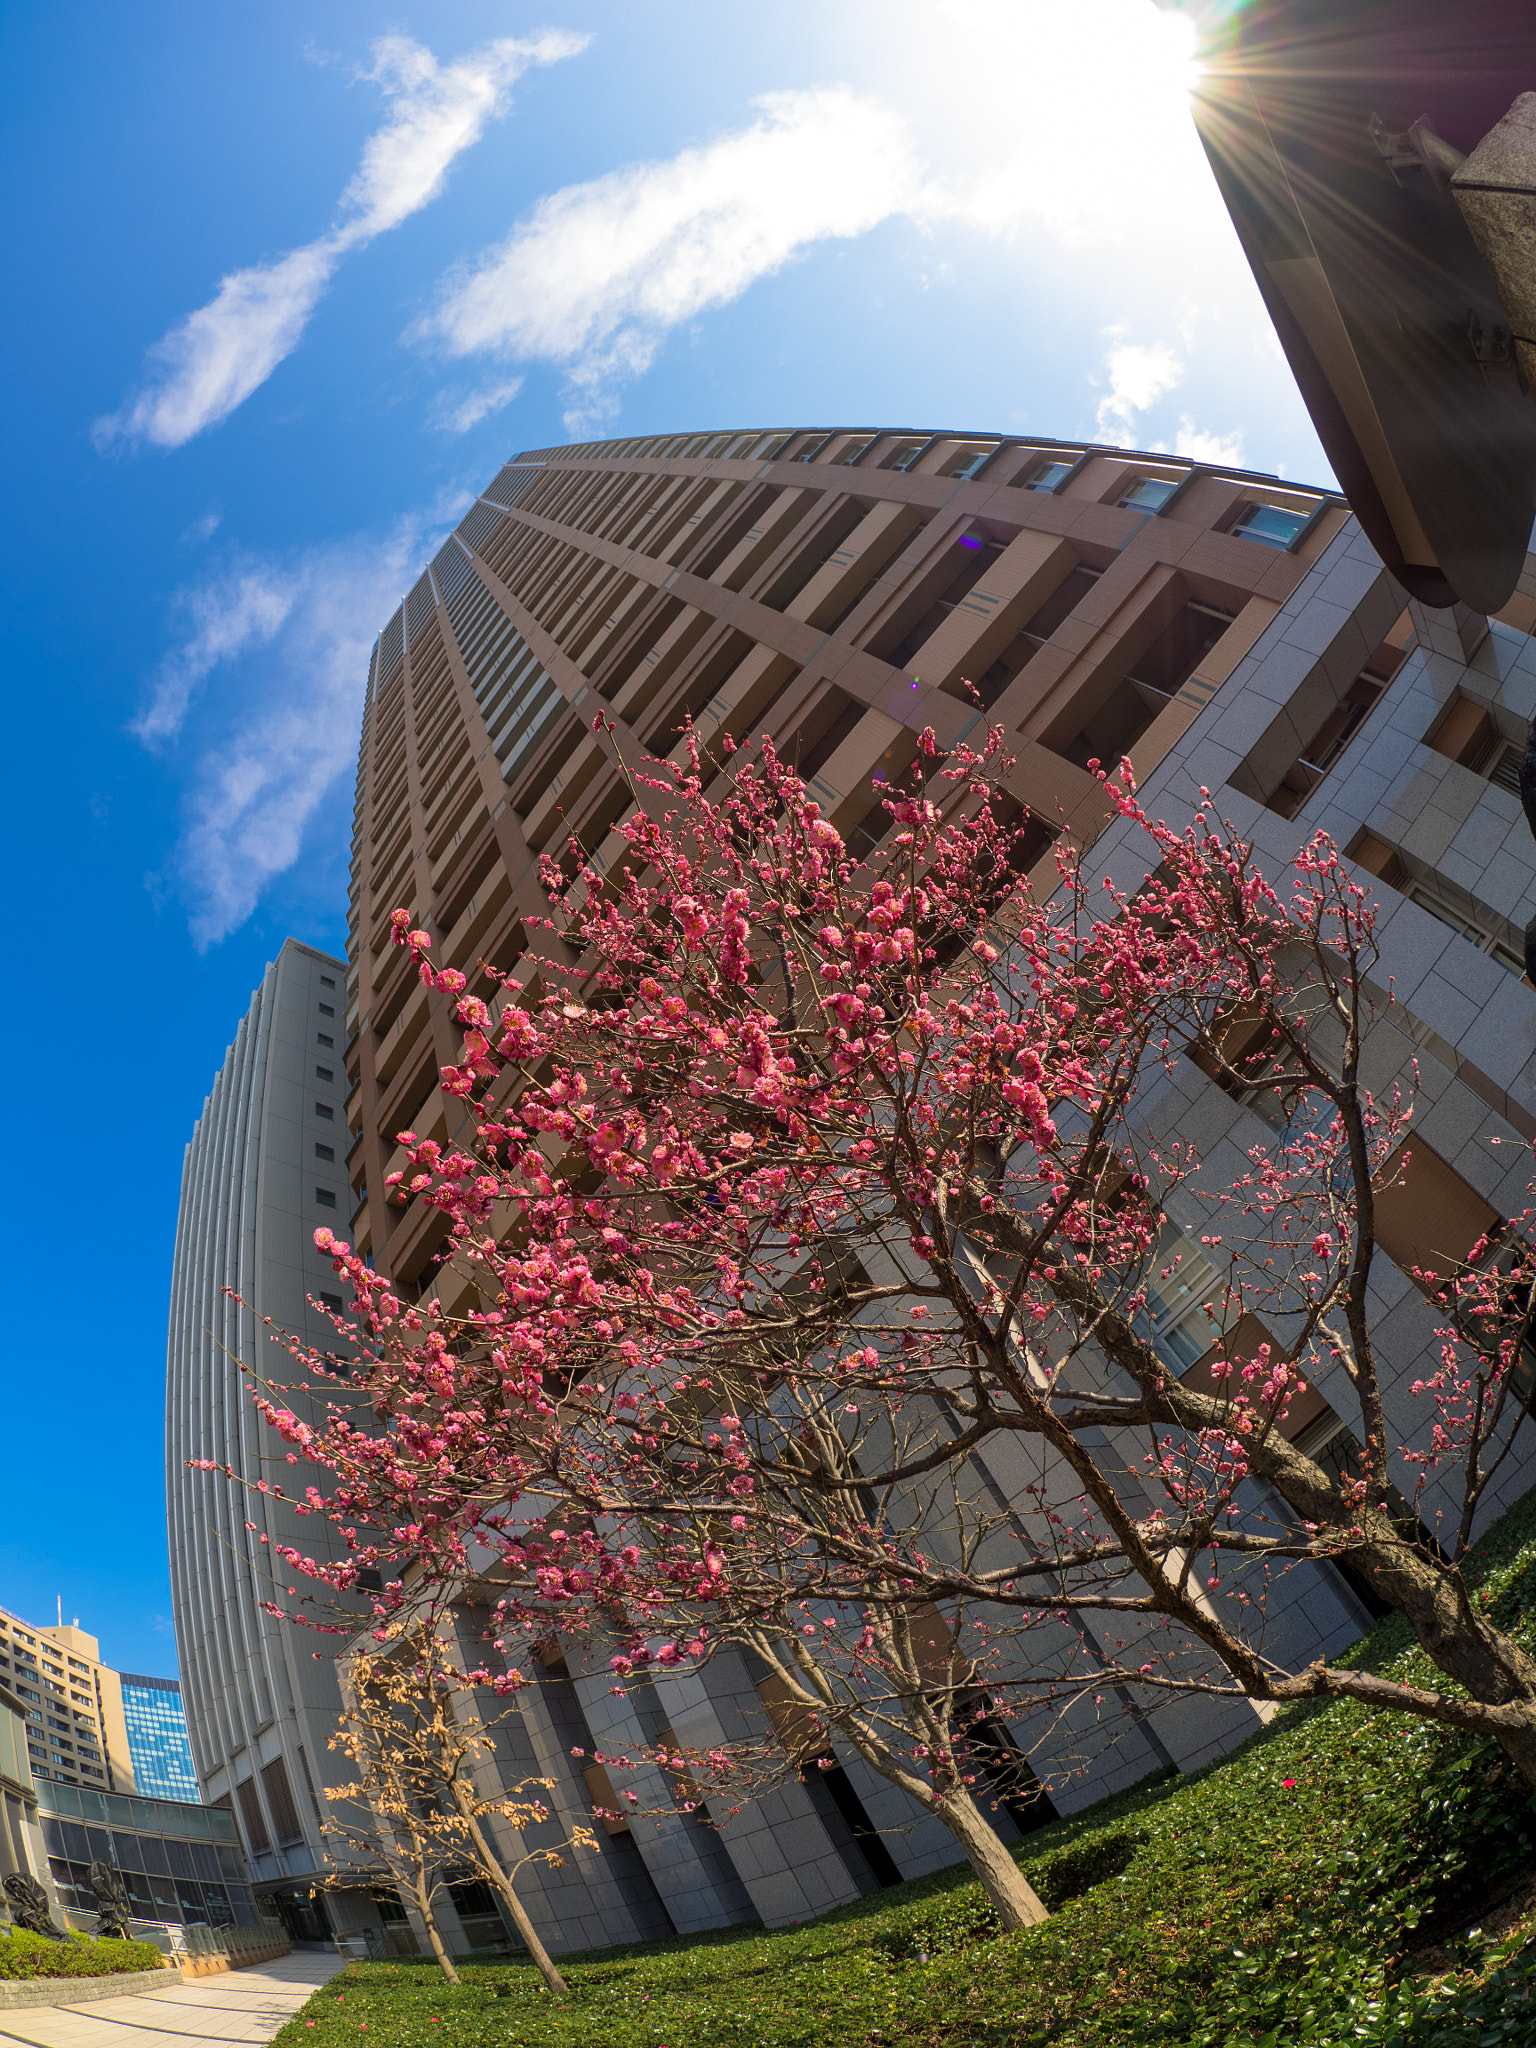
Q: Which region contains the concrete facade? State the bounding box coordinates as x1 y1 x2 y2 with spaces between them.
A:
164 938 383 1948
0 1608 136 1798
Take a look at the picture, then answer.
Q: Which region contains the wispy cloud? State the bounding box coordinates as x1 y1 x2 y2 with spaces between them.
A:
137 570 295 745
415 88 920 433
152 500 463 947
1095 338 1185 443
95 30 587 452
429 376 525 435
180 507 223 546
1173 417 1246 466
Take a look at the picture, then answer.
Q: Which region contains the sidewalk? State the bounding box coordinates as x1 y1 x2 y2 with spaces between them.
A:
0 1953 344 2048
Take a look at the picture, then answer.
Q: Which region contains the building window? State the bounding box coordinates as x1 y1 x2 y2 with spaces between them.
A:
1264 674 1384 819
1229 501 1309 550
315 1142 335 1161
316 1066 334 1081
1408 884 1525 976
320 975 336 988
1486 741 1523 797
316 1188 337 1208
319 1291 344 1312
1118 476 1179 512
944 445 997 480
1426 696 1524 798
1023 458 1073 492
315 1102 334 1120
1138 1228 1225 1371
317 1032 334 1048
318 1002 335 1018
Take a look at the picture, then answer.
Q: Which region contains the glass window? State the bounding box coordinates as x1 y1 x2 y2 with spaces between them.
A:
1230 502 1309 550
1408 885 1525 976
315 1101 334 1119
1118 476 1178 511
140 1837 171 1877
945 446 996 480
1138 1228 1224 1371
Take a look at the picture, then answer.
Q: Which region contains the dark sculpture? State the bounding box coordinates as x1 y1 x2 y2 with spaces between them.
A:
87 1861 132 1939
2 1871 66 1939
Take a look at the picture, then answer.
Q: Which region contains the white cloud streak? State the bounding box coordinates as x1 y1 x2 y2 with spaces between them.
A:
430 376 525 435
96 30 586 451
1095 339 1185 442
152 501 463 947
416 88 921 434
137 571 295 745
404 7 1258 434
1174 417 1246 465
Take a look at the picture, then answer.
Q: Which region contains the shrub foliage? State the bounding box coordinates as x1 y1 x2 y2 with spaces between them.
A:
0 1930 167 1980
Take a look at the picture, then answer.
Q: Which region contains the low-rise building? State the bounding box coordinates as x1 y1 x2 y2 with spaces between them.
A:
0 1604 135 1795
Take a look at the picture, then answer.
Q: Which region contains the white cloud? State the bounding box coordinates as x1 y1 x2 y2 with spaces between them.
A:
153 499 464 947
137 570 295 745
416 87 921 432
402 6 1272 437
1174 416 1245 465
429 376 525 435
95 30 586 451
180 508 222 546
1095 340 1185 442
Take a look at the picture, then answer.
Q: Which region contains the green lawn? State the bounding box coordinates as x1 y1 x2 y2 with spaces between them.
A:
277 1493 1536 2047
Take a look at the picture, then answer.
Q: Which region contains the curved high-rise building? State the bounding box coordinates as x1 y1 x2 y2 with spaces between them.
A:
164 424 1536 1958
165 936 368 1945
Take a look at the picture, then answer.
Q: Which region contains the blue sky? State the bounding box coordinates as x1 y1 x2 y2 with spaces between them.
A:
0 0 1332 1677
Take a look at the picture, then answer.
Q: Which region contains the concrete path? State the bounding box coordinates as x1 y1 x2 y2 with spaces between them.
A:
0 1954 344 2048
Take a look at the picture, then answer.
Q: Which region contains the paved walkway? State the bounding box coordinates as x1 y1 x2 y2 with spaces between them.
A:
0 1954 344 2048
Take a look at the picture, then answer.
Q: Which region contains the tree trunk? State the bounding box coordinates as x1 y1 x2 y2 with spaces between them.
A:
419 1904 461 1985
924 1783 1051 1931
1358 1537 1536 1785
451 1797 568 1995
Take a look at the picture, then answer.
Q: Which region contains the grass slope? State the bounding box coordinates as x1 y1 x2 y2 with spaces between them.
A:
278 1491 1536 2047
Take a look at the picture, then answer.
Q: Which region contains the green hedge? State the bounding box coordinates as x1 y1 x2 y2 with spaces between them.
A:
0 1929 167 1979
271 1483 1536 2047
